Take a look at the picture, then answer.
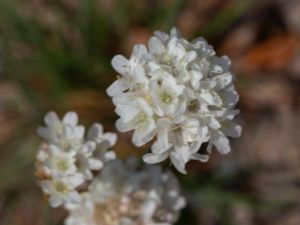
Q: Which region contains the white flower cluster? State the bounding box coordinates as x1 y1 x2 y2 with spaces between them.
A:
36 111 116 207
107 28 241 173
65 159 186 225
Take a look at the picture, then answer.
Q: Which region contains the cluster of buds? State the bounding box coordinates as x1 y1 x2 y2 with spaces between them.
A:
65 159 186 225
107 28 241 173
35 111 116 207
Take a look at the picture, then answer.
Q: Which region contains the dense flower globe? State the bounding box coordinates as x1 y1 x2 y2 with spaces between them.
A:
107 28 241 173
65 159 186 225
36 111 117 207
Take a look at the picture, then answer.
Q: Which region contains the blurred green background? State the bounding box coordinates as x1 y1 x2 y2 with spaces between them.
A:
1 0 300 224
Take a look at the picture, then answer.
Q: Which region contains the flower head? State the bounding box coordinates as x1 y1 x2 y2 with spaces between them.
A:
107 28 241 173
37 111 84 150
42 144 77 176
40 174 84 207
65 158 186 225
36 111 117 207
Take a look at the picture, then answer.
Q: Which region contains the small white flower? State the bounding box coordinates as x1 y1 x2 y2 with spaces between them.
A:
40 174 83 207
107 27 241 173
43 144 77 176
37 111 84 150
76 141 103 180
115 98 156 147
107 45 148 97
149 73 185 116
87 123 117 161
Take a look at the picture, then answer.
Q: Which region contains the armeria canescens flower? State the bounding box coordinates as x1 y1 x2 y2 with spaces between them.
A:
107 28 241 173
65 158 186 225
36 111 116 207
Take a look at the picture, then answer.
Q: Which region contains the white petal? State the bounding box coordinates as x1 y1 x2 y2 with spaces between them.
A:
82 141 96 155
214 73 232 90
112 92 135 105
103 151 116 161
69 174 84 188
48 144 61 155
111 55 128 74
224 109 240 120
87 123 103 140
132 64 148 84
152 131 171 154
222 122 241 138
106 79 130 97
210 56 231 73
132 125 155 147
75 126 85 139
170 27 181 37
115 119 132 132
207 141 213 154
37 149 48 161
170 151 187 174
140 200 157 220
63 112 78 126
208 116 221 129
190 153 209 162
173 197 186 210
213 133 230 154
49 195 63 208
68 191 81 204
143 152 168 164
148 36 165 54
89 158 103 170
132 44 147 58
154 30 169 43
190 70 203 89
199 92 220 106
184 51 197 63
220 86 239 107
151 118 172 154
44 111 60 127
198 125 209 141
103 132 117 146
167 38 185 59
84 169 93 180
115 104 140 122
189 140 202 153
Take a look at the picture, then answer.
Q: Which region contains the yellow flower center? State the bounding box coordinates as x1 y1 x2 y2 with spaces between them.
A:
136 112 147 124
55 182 68 193
161 92 172 104
144 94 153 105
162 52 171 65
56 159 69 172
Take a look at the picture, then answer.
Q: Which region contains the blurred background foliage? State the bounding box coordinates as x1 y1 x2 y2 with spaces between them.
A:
1 0 300 224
